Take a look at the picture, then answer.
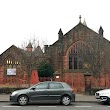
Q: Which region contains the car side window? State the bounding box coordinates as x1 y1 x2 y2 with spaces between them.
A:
35 83 48 89
49 83 63 89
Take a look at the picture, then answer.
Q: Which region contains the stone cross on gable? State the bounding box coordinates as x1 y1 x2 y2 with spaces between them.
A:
79 15 81 23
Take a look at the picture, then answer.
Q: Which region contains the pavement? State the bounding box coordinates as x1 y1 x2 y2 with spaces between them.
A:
0 93 97 102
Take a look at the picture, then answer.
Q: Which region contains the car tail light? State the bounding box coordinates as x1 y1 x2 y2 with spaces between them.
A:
71 88 74 93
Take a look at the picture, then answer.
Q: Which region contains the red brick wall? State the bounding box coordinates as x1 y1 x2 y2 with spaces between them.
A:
57 72 110 93
62 73 85 93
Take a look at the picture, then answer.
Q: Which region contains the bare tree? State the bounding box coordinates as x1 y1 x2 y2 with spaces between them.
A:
84 35 110 87
19 37 47 87
20 35 47 51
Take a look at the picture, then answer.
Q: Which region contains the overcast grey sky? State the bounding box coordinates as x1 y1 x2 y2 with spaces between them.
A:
0 0 110 54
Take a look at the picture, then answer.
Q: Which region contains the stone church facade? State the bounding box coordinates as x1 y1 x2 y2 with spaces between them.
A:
44 17 110 93
0 16 110 93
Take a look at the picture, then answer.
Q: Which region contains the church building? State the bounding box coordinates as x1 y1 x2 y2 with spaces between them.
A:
44 16 110 93
0 16 110 93
0 43 47 87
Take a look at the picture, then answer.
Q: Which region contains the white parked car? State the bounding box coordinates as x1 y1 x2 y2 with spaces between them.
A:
95 89 110 104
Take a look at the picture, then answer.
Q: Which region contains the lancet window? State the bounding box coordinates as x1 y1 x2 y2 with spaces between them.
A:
68 41 92 70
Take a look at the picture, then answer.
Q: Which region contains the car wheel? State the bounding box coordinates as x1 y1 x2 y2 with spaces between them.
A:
61 95 71 106
18 95 28 106
103 101 109 105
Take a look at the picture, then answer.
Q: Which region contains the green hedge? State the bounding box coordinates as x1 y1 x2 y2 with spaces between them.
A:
91 88 104 95
0 87 27 94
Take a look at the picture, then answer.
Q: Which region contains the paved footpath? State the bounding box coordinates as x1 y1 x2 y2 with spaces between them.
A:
0 94 97 102
75 94 97 102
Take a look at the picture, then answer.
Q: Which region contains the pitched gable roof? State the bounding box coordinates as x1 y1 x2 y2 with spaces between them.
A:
52 22 99 46
0 44 34 64
64 22 98 38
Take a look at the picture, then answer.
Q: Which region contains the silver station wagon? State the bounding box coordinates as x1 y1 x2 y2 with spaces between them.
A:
10 81 75 106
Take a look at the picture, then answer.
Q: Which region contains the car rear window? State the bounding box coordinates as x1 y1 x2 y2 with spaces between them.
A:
49 83 63 89
62 82 72 89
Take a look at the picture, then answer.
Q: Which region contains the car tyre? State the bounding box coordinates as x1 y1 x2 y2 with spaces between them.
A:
103 101 109 105
61 95 71 106
18 95 28 106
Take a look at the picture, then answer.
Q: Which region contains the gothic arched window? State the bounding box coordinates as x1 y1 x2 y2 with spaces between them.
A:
73 53 77 69
68 41 92 70
4 57 20 76
69 53 72 69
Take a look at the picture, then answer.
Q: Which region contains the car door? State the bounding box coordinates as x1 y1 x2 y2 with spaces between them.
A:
29 82 49 102
48 82 64 101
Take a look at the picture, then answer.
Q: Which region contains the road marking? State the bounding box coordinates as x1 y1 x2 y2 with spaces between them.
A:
39 106 57 107
3 106 21 108
107 106 110 107
75 106 91 108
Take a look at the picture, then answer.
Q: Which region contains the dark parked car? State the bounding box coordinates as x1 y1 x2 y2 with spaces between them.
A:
10 81 75 106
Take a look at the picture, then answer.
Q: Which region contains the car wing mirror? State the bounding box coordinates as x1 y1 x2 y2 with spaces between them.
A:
31 87 36 91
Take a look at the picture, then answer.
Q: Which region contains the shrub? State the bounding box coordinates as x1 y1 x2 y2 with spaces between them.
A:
0 87 26 94
91 87 104 95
